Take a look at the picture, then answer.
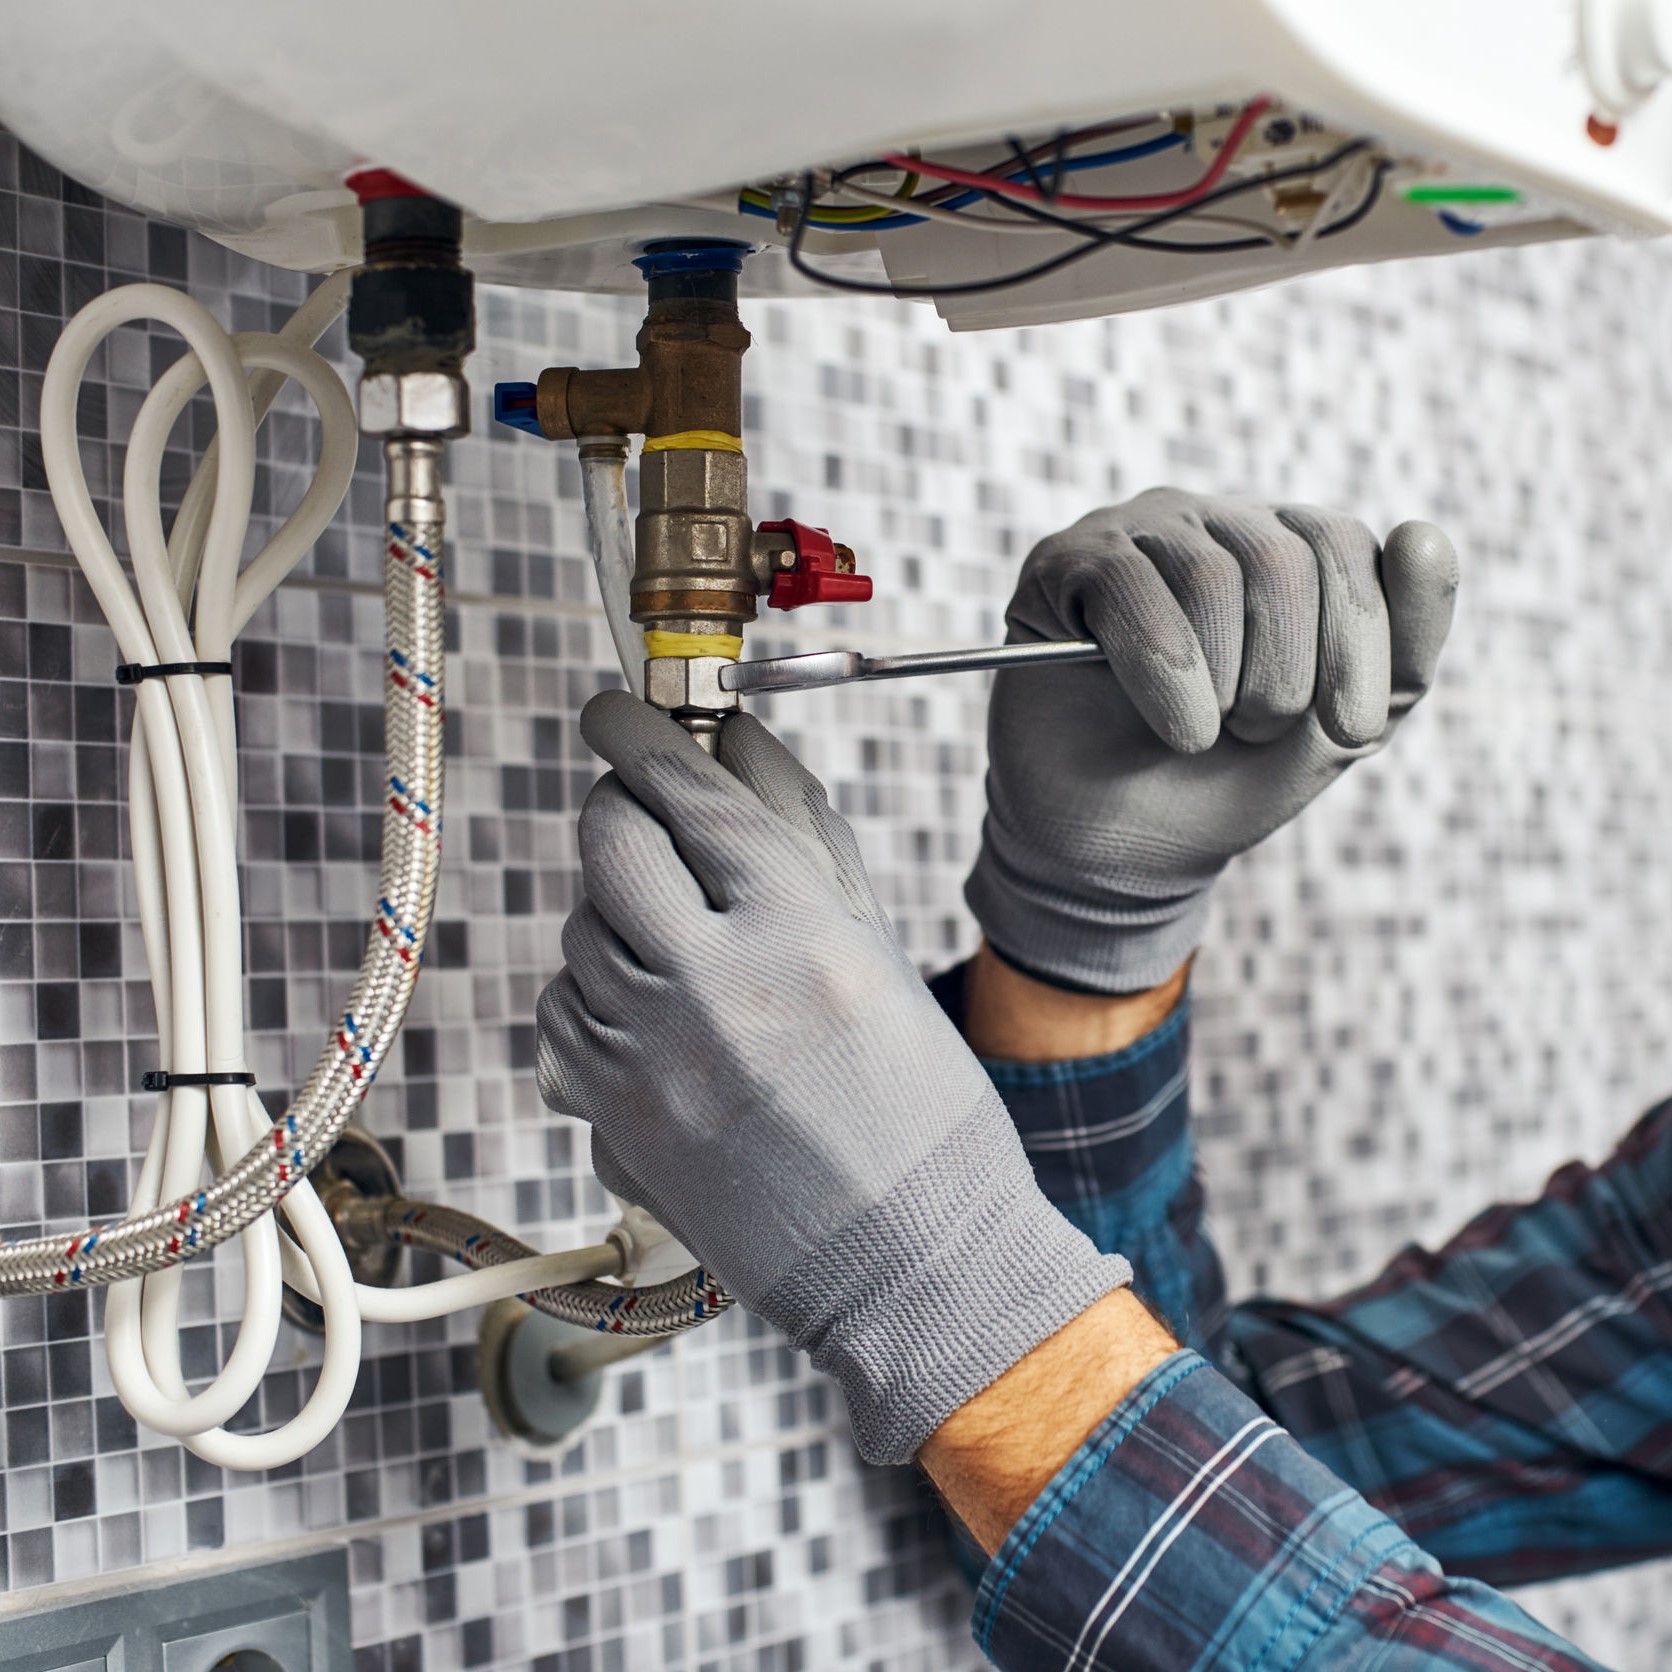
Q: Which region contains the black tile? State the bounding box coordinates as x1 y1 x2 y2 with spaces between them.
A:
47 1338 90 1400
346 1469 381 1522
95 1394 136 1454
430 920 468 968
18 254 60 316
85 1157 126 1216
77 920 120 979
185 1494 224 1549
401 1027 436 1078
147 223 188 282
17 150 59 198
0 682 26 742
457 1512 488 1563
184 1451 222 1496
508 1024 535 1072
34 981 79 1039
25 622 68 681
236 640 278 693
0 919 30 978
38 1096 80 1163
503 869 534 914
30 802 74 859
282 810 320 863
63 205 103 264
500 764 531 812
74 742 117 801
423 1573 456 1625
248 978 288 1031
7 1404 47 1467
525 1500 554 1547
454 1449 486 1500
421 1517 454 1574
0 563 24 619
404 1081 437 1130
52 1459 94 1521
417 1456 451 1509
462 1618 494 1668
73 684 116 742
2 1343 44 1404
43 1290 88 1342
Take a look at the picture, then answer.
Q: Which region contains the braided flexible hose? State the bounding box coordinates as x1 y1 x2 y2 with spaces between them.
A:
0 459 446 1296
380 1197 733 1336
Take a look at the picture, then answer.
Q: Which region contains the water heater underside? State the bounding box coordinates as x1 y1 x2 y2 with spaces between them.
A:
0 0 1669 328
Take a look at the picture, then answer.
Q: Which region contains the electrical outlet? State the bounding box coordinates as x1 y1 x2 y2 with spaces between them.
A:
0 1551 349 1672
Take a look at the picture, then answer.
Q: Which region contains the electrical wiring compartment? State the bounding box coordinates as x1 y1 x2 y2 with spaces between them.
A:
849 105 1586 330
487 95 1592 328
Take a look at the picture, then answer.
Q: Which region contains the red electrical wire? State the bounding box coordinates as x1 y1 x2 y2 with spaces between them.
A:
881 96 1274 215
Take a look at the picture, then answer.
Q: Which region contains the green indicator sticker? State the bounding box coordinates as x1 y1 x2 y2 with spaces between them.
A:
1401 183 1523 205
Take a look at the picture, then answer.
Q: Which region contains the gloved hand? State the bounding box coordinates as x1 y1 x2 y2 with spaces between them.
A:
965 487 1459 993
536 691 1131 1465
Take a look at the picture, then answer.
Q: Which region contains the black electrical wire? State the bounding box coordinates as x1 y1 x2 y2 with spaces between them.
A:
787 139 1379 300
1004 133 1066 202
911 116 1165 210
982 153 1391 256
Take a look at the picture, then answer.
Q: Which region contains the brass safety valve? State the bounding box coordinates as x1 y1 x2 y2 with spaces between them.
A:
491 240 873 727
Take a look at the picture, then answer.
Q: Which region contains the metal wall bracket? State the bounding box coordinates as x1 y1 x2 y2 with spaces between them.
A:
477 1297 606 1453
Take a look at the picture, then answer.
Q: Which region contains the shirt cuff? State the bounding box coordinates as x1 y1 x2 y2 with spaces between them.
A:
927 960 1193 1233
972 1351 1450 1670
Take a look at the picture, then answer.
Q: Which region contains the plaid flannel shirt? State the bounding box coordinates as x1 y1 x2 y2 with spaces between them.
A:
930 961 1670 1669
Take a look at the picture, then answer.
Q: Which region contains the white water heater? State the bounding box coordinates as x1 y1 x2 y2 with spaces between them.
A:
0 0 1668 327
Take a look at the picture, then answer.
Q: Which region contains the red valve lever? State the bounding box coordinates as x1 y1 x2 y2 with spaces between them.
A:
761 519 873 611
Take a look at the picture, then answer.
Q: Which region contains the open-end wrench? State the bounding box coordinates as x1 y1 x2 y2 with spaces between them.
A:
719 639 1104 696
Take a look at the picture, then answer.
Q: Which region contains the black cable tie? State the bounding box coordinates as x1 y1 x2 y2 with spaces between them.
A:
141 1070 256 1092
115 661 234 686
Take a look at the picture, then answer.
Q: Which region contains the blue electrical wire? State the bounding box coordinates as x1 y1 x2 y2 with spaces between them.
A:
736 200 925 231
737 129 1190 232
1437 210 1486 237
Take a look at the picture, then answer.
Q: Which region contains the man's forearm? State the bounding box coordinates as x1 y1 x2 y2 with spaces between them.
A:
919 1288 1178 1553
925 944 1194 1555
962 941 1189 1062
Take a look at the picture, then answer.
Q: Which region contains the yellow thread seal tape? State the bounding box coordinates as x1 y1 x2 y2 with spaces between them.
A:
644 630 743 661
641 430 744 455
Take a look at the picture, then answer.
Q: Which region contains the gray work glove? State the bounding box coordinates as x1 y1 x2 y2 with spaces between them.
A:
536 691 1131 1465
965 487 1459 993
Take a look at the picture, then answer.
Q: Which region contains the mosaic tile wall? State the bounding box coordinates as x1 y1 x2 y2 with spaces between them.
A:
1 128 1671 1668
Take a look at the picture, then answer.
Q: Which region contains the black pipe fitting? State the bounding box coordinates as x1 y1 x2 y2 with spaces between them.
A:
349 189 475 377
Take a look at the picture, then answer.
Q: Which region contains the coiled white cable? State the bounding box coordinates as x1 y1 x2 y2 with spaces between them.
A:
39 279 626 1467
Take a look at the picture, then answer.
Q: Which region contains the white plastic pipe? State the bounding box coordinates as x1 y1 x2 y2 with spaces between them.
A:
35 281 626 1467
578 436 643 696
